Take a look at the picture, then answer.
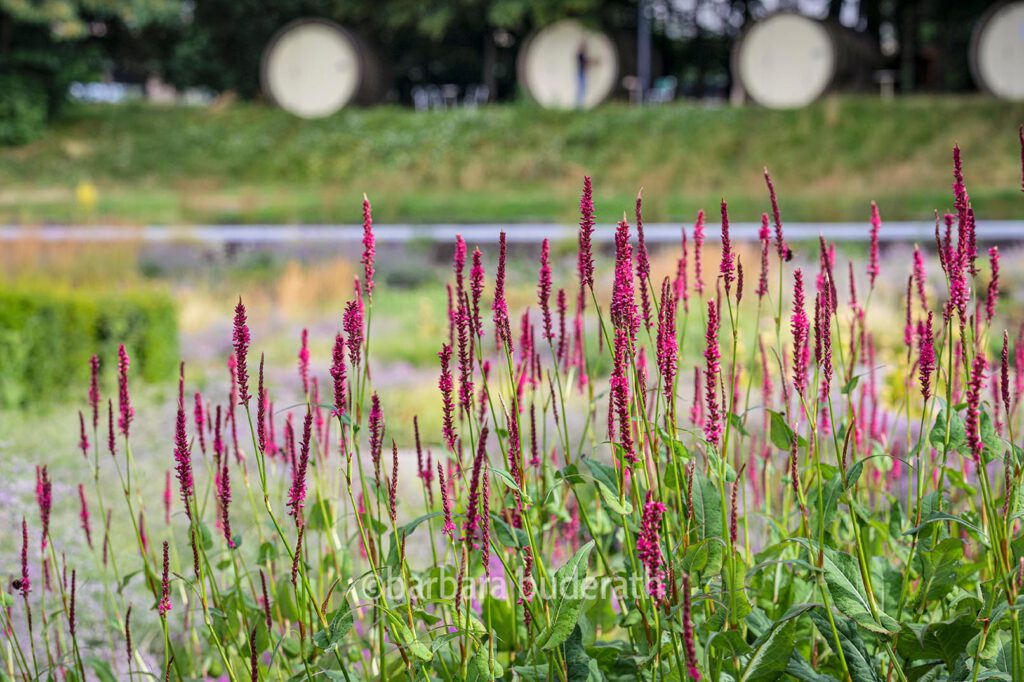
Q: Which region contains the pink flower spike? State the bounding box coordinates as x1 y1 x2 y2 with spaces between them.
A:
157 541 172 616
437 461 455 539
78 484 92 549
361 194 375 299
330 334 347 417
965 353 986 464
986 246 1000 323
438 344 456 450
918 312 936 402
719 200 734 294
78 411 89 458
577 176 595 294
756 213 770 298
636 492 667 602
764 168 786 261
636 190 653 330
867 201 881 288
693 210 705 296
298 328 310 395
88 354 100 429
538 238 553 342
790 269 809 398
232 299 251 404
703 299 722 448
117 344 133 437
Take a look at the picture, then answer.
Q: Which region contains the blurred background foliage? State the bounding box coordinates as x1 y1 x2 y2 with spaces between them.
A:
0 0 1006 144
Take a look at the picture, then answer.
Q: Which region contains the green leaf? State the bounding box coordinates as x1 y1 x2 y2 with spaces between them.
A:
740 616 798 682
980 411 1003 462
691 471 725 574
796 540 899 635
492 467 531 504
770 410 806 451
809 609 881 682
491 513 528 548
929 407 966 454
87 658 118 682
536 541 595 651
905 511 989 546
596 480 632 516
312 599 353 653
562 625 602 682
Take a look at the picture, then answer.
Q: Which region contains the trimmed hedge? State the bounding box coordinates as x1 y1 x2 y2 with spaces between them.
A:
0 287 179 408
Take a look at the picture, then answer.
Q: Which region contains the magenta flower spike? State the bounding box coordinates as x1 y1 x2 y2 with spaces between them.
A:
867 201 881 288
636 191 653 331
918 312 936 402
19 517 30 596
703 299 722 449
657 277 678 405
232 299 251 404
219 454 234 548
493 231 513 350
610 327 636 464
986 246 1000 323
343 299 363 368
157 541 172 616
756 213 770 298
764 168 787 260
78 411 89 458
611 218 638 340
790 269 809 398
437 461 455 539
369 393 384 485
361 194 375 299
287 407 313 518
193 391 207 456
36 465 51 551
471 247 485 337
719 200 735 295
577 176 595 296
330 334 347 417
913 245 928 309
693 210 705 297
298 328 310 396
453 233 467 303
438 344 456 450
636 491 667 601
78 484 92 549
965 353 986 464
117 343 133 437
173 364 194 519
682 572 701 680
1002 331 1011 416
538 238 553 342
89 354 100 429
463 426 488 546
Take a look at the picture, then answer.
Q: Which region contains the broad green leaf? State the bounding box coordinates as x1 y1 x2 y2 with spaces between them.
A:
769 410 806 451
596 480 632 516
905 511 988 546
312 599 353 653
536 541 595 651
691 471 725 574
796 540 899 635
809 609 881 682
740 616 798 682
562 625 602 682
929 407 966 454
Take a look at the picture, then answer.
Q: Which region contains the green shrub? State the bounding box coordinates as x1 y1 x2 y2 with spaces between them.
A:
0 286 179 408
0 73 49 145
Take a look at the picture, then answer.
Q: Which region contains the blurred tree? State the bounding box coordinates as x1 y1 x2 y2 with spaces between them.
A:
0 0 179 143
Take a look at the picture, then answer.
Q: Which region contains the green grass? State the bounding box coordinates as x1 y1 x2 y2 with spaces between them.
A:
1 96 1022 225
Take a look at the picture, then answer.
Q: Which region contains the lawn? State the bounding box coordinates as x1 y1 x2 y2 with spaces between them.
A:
1 96 1022 224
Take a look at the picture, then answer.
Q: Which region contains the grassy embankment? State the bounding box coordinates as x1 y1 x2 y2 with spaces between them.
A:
0 95 1022 225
